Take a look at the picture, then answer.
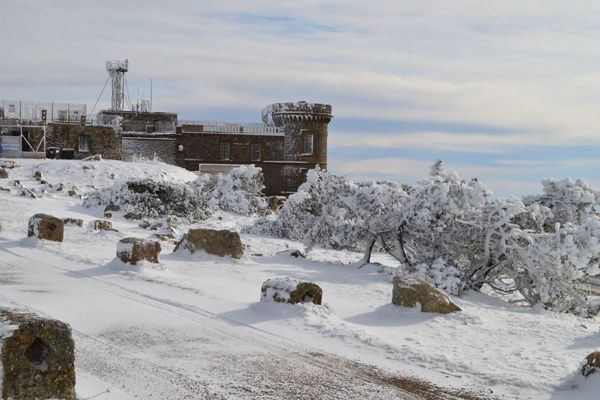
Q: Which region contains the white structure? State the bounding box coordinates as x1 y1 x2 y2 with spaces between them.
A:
106 60 129 111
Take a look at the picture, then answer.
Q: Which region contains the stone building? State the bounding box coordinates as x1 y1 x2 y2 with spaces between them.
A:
1 99 333 195
178 102 333 195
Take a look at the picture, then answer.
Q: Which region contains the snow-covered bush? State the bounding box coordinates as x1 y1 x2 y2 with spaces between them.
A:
523 178 600 226
84 179 210 220
247 167 406 255
85 166 269 220
193 165 268 216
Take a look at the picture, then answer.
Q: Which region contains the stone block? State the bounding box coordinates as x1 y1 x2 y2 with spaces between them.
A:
93 220 114 231
392 276 461 314
261 277 322 305
117 238 161 264
174 228 243 259
0 308 76 400
27 214 64 242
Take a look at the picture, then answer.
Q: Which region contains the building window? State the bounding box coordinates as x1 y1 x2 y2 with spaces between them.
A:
220 143 230 160
251 143 261 161
78 135 90 152
303 133 314 155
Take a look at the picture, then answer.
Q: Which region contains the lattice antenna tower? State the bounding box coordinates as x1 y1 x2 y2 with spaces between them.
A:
106 59 129 111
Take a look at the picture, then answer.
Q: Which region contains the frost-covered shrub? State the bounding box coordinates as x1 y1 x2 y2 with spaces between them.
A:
193 165 268 216
413 258 465 295
523 178 600 226
247 167 406 254
398 160 491 277
84 166 269 221
84 179 210 220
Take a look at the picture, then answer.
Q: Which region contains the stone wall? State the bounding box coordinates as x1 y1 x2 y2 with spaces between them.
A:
46 123 122 160
181 132 285 195
181 132 284 169
122 134 177 164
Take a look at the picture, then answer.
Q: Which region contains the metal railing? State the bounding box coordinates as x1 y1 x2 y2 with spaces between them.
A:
179 120 283 135
0 99 87 123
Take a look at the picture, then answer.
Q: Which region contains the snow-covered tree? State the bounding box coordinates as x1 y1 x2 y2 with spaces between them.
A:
523 178 600 226
247 162 600 315
247 167 407 258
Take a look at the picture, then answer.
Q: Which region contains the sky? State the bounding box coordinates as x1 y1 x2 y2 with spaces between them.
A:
2 0 600 196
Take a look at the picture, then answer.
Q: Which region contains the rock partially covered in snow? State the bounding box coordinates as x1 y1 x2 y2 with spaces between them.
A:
93 220 114 231
174 228 244 259
62 218 83 227
0 308 76 400
27 214 64 242
117 238 161 265
583 351 600 377
0 169 8 179
261 278 323 305
392 276 461 314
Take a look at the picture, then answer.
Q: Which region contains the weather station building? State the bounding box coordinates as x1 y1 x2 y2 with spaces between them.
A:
0 60 333 195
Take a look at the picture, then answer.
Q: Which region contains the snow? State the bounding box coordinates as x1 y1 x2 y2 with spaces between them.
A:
0 158 599 399
261 277 301 303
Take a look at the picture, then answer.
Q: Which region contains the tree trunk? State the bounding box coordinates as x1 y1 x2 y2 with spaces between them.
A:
358 235 377 267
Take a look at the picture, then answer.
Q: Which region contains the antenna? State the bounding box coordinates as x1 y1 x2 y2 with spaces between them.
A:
105 59 129 111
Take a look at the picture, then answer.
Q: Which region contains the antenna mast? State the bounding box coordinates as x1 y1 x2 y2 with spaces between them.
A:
105 59 129 111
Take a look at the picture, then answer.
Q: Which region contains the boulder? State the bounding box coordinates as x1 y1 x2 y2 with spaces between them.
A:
392 276 461 314
117 238 161 264
124 212 141 220
33 171 44 181
0 308 76 400
104 204 121 212
582 351 600 377
174 228 244 259
0 168 8 179
93 220 114 231
62 218 83 227
28 214 64 242
103 212 112 219
67 189 77 197
261 278 323 305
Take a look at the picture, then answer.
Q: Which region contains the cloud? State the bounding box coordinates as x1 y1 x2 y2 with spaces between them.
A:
3 1 600 194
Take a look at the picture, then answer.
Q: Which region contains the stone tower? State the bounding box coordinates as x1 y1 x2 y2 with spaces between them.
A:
262 101 333 193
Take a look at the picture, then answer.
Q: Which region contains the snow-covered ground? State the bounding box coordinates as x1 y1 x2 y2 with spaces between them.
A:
0 158 599 399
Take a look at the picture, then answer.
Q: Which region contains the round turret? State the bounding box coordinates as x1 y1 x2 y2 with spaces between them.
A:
261 101 333 193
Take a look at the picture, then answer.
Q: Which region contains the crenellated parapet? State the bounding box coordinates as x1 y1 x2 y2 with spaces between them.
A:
261 101 333 127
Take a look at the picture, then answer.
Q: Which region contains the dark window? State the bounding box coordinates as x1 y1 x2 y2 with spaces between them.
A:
78 135 90 152
220 143 230 160
251 144 260 161
303 133 314 155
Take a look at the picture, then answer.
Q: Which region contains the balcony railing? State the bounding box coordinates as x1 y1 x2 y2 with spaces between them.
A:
179 120 283 135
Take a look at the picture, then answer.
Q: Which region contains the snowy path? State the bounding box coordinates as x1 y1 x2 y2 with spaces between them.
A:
0 243 477 399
